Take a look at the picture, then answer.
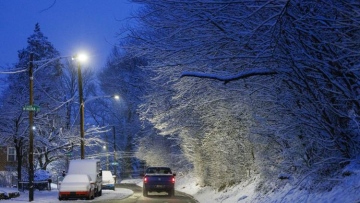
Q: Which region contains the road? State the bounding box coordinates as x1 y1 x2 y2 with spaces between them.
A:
105 183 198 203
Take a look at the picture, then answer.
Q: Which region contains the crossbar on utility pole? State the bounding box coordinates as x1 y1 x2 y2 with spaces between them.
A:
28 53 34 201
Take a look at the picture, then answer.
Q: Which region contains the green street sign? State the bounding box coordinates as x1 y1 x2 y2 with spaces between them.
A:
111 162 119 166
23 105 40 112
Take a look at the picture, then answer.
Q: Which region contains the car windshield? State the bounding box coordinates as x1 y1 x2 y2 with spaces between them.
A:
146 167 172 174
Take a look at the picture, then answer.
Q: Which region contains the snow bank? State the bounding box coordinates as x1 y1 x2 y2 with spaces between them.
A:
176 171 360 203
3 185 132 202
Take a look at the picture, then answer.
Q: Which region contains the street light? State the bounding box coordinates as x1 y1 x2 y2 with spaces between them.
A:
103 144 109 170
72 53 87 159
73 52 118 160
77 53 88 62
82 94 120 160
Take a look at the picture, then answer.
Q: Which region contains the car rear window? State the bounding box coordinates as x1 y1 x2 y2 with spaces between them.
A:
146 167 172 174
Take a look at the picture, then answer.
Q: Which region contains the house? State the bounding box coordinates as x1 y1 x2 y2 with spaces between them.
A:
0 146 16 171
0 146 17 186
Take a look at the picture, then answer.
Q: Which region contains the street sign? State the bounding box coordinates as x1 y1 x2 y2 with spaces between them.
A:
111 162 119 166
23 105 40 112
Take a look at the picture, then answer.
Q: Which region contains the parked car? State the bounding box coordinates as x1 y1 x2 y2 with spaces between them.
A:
67 159 102 196
58 174 95 200
34 170 52 190
142 167 176 197
102 170 116 190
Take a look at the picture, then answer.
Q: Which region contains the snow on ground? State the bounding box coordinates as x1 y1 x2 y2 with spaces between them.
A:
2 183 133 203
175 171 360 203
3 171 360 202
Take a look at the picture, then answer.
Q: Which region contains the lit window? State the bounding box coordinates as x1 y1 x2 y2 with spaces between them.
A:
7 147 16 162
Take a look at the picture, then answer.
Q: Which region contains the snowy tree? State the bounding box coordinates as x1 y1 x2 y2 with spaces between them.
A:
0 23 63 183
126 0 360 189
98 47 150 177
126 0 280 187
0 23 105 184
269 0 360 177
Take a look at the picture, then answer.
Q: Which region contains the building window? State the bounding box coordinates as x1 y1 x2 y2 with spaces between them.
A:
7 147 16 162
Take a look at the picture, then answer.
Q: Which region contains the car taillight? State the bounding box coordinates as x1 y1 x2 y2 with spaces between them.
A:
144 176 148 183
171 177 175 183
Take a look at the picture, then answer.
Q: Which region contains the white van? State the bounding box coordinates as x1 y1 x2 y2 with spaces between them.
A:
101 170 115 190
67 159 102 196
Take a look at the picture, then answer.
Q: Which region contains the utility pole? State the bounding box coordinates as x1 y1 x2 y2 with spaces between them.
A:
105 134 109 170
28 53 34 201
113 126 117 182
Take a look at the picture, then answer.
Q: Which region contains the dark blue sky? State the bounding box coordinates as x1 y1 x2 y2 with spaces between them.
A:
0 0 138 69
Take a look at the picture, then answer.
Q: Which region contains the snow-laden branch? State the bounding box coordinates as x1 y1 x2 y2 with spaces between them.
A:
0 67 27 74
180 68 277 83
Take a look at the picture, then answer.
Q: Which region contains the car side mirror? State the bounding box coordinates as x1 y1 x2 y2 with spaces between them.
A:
173 173 176 176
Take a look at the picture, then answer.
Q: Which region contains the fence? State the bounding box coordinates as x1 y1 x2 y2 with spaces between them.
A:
18 181 51 191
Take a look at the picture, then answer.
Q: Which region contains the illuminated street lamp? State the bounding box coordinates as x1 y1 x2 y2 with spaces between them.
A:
72 53 87 159
77 53 88 62
73 53 120 160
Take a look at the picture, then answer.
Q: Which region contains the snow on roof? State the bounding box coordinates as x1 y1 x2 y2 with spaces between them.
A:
63 174 90 183
69 159 100 163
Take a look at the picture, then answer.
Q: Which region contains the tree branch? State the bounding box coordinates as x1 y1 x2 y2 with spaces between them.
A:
180 68 277 83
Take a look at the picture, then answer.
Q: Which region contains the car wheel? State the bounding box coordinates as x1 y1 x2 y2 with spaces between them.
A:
58 196 62 201
86 190 91 200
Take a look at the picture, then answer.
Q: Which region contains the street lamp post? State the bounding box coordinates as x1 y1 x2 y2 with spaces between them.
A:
103 144 109 170
73 53 87 159
77 93 120 160
77 59 85 159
